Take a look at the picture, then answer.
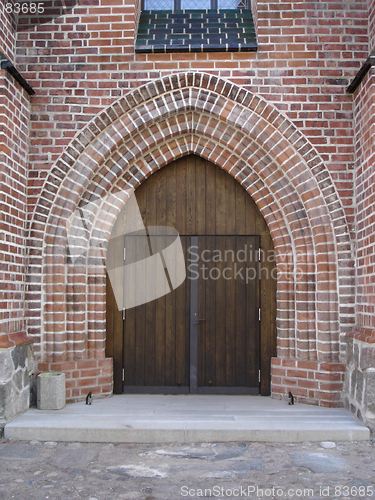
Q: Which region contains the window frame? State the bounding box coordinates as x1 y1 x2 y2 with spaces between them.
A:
136 0 256 54
141 0 250 10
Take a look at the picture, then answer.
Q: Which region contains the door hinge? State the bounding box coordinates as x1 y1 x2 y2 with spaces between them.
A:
124 248 126 261
258 370 261 383
122 368 125 382
258 308 261 321
123 308 126 320
258 249 261 262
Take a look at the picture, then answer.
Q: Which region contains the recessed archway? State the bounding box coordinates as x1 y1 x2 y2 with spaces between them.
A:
28 72 353 405
106 155 277 396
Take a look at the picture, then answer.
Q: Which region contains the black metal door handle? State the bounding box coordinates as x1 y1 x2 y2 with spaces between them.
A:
194 319 206 325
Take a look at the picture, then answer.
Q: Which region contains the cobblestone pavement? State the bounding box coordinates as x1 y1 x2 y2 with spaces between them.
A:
0 438 374 500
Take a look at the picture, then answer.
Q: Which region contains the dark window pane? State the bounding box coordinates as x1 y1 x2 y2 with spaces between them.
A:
144 0 173 9
218 0 248 7
181 0 210 8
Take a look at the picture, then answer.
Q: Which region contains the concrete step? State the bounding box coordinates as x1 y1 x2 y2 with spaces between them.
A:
4 395 370 443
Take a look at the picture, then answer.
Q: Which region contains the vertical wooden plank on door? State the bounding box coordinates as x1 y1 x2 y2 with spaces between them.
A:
176 158 189 387
175 236 189 387
155 166 167 385
234 235 246 386
205 160 216 236
225 236 236 387
165 162 177 385
195 158 206 386
197 235 207 387
176 156 187 235
215 166 226 386
166 159 177 229
225 167 236 235
224 175 236 387
200 160 216 386
134 233 146 386
215 236 226 386
144 240 155 386
234 182 247 389
216 166 226 236
187 158 197 391
144 171 156 386
195 156 206 235
123 233 136 387
245 236 260 388
202 234 216 387
186 155 196 236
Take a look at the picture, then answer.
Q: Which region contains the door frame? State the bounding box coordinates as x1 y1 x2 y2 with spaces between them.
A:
106 155 276 396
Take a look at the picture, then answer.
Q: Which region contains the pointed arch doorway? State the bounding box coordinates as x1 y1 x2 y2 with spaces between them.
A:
106 155 276 396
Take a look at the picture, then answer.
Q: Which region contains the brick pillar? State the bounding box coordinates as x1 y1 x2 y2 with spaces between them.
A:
37 358 113 403
271 358 346 407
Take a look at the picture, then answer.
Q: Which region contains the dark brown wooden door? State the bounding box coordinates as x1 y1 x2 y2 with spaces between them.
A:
192 235 260 394
106 155 276 395
121 234 191 393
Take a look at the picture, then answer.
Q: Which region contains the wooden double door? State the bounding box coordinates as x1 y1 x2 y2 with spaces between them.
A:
106 155 276 395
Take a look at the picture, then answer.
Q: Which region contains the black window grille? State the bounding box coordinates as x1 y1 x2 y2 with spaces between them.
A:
136 0 255 53
142 0 249 10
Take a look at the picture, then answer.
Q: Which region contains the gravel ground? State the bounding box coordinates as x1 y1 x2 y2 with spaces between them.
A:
0 438 374 500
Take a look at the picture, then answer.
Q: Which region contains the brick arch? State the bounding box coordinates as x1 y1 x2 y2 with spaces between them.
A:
29 72 351 405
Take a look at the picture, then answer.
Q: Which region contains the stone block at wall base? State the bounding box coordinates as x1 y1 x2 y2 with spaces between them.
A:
270 357 346 408
0 339 35 429
37 358 113 403
343 330 375 432
37 373 65 410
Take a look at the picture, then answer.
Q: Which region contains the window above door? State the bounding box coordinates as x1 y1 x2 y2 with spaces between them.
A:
143 0 248 9
135 0 257 53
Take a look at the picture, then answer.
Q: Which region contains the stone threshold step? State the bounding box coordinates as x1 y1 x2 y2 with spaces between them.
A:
4 395 370 444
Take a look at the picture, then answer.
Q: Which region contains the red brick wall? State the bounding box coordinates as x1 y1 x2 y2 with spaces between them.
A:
16 0 367 355
26 72 354 405
5 0 372 405
353 68 375 330
16 0 368 235
0 70 30 337
369 0 375 52
0 2 16 61
38 358 113 402
271 358 346 407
